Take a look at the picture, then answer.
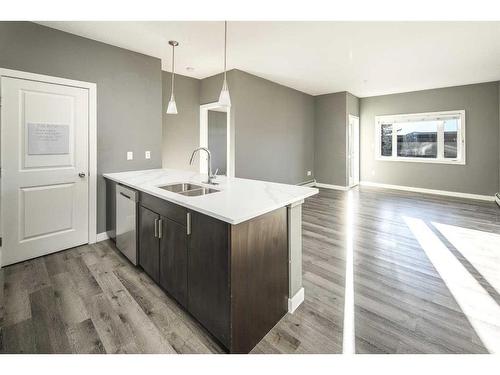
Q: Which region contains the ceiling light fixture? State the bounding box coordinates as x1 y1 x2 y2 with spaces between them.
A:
218 21 231 107
166 40 179 114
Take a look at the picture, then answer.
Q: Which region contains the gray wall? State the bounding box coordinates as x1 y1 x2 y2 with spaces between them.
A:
0 22 162 233
314 92 348 186
208 110 227 175
233 70 315 184
200 71 237 105
163 71 236 177
360 82 500 196
347 92 360 117
162 72 200 171
198 70 315 184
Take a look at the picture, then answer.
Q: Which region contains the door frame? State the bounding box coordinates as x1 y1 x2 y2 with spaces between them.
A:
0 68 98 262
199 102 234 177
347 114 360 188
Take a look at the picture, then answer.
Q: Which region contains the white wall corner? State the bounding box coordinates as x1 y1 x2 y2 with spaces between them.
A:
315 182 349 191
297 180 316 187
288 287 304 313
96 231 110 242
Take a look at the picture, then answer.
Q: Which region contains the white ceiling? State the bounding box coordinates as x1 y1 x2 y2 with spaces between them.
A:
37 21 500 97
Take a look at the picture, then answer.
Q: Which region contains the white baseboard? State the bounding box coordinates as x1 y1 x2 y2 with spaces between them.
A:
315 182 349 191
96 231 110 242
360 181 495 202
288 287 304 313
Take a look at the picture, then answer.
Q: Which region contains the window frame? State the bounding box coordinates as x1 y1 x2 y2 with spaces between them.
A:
375 110 466 165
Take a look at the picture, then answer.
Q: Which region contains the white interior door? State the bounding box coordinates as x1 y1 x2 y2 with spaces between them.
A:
348 115 360 187
1 76 89 266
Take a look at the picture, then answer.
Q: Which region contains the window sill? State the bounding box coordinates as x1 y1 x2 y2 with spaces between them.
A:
375 157 465 165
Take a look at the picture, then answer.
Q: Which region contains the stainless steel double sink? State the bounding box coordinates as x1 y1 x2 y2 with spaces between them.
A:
158 182 219 197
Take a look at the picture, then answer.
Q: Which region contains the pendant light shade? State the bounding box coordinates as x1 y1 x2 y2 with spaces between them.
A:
218 78 231 107
166 40 179 114
218 21 231 108
167 95 178 114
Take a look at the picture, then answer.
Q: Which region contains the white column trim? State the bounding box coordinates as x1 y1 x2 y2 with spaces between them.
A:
288 287 304 313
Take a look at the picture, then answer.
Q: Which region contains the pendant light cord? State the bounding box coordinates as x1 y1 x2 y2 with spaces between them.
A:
223 21 227 81
171 43 175 97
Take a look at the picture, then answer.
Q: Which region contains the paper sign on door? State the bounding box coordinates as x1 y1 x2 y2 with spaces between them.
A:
27 123 70 155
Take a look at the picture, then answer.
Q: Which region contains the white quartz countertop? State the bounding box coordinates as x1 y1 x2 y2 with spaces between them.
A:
103 169 318 224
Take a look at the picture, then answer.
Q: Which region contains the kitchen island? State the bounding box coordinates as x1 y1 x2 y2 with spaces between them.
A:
103 169 318 353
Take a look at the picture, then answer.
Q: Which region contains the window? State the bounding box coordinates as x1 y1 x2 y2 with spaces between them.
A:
375 110 465 164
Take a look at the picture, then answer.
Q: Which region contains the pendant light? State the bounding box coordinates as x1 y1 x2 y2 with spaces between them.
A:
166 40 179 114
218 21 231 107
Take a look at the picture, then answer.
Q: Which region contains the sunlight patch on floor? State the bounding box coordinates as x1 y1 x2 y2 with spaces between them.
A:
404 216 500 354
433 222 500 296
342 190 355 354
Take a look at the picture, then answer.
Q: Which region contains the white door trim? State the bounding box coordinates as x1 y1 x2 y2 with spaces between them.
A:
0 68 98 259
347 114 360 188
199 102 234 177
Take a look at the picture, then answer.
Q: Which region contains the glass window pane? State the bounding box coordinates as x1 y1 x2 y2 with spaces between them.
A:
380 124 392 156
444 118 458 158
396 121 438 158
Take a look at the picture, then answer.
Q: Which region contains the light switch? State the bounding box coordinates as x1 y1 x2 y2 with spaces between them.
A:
145 151 151 159
307 170 312 176
127 151 133 160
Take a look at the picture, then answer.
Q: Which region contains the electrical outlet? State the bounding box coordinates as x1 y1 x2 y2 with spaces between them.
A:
127 151 133 160
145 151 151 159
307 170 312 176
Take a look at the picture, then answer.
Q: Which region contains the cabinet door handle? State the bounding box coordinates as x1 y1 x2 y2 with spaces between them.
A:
154 218 158 238
158 219 163 239
186 212 191 235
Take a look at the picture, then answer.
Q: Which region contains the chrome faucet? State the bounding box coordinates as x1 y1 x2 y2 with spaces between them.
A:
189 147 217 185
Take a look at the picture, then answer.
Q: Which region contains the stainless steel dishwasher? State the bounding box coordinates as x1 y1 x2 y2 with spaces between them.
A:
116 184 138 265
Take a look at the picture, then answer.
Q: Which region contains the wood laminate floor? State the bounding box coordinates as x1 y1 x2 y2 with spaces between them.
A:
1 186 499 354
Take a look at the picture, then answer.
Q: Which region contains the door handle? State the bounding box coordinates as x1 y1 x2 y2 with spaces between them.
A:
78 172 86 178
154 218 158 238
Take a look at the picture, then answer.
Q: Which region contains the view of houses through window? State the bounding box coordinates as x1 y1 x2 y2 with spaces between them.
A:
376 111 464 164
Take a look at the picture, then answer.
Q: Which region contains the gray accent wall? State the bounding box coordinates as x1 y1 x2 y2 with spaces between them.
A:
347 92 360 117
198 70 315 184
200 71 237 105
314 92 348 186
0 22 163 233
360 82 500 196
162 72 200 171
312 91 359 187
208 110 228 175
232 70 315 184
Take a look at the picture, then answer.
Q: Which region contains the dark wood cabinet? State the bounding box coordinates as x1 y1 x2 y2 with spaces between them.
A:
138 205 160 283
159 217 188 308
188 211 230 348
137 192 288 354
230 208 288 353
138 197 189 308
